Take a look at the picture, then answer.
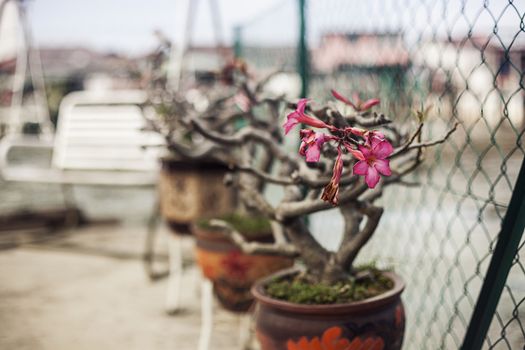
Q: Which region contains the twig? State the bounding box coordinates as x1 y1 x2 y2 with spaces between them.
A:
209 219 298 257
390 122 424 157
392 122 458 157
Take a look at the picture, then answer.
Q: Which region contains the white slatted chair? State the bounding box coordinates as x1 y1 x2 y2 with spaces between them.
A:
0 90 162 185
0 89 194 314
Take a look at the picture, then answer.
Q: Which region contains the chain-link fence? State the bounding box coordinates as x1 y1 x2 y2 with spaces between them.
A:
237 1 525 349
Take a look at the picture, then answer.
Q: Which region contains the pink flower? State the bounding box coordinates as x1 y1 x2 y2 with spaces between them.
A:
351 139 393 188
299 129 334 162
344 128 386 151
283 99 330 134
364 130 386 147
321 148 344 205
331 89 380 112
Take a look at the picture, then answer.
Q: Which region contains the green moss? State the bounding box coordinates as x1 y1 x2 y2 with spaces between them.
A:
265 268 394 305
196 213 272 238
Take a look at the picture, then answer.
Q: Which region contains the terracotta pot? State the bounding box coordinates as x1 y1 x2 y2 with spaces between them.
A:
158 158 236 231
193 226 294 313
251 269 406 350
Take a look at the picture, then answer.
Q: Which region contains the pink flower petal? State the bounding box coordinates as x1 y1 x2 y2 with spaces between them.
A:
366 130 386 148
298 130 332 163
283 113 299 134
296 98 309 114
297 115 330 129
372 140 394 159
353 160 369 175
372 130 385 139
345 144 365 161
331 89 356 109
352 92 362 107
298 140 307 156
358 145 372 158
361 98 380 110
374 159 392 176
365 166 380 188
305 145 321 162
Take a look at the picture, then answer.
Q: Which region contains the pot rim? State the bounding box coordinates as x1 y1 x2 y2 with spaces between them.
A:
251 267 405 315
159 156 231 170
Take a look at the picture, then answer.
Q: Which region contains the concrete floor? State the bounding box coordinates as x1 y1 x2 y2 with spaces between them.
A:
0 224 251 350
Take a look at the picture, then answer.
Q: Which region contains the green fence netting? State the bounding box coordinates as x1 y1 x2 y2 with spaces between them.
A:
237 0 525 349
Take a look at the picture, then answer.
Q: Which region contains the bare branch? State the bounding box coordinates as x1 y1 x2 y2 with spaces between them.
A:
232 163 298 186
190 118 299 166
405 122 458 150
237 180 277 219
270 220 288 245
390 122 424 157
209 219 298 257
232 162 358 188
391 122 458 158
276 182 369 220
351 112 392 127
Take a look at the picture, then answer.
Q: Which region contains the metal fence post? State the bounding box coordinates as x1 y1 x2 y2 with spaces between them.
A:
461 156 525 350
233 25 242 58
297 0 308 98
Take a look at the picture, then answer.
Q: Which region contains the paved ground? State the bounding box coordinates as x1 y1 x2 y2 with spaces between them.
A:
0 224 252 350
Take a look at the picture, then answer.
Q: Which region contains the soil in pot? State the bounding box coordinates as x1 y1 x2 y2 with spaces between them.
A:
193 213 294 313
158 158 236 232
252 268 405 350
265 267 394 304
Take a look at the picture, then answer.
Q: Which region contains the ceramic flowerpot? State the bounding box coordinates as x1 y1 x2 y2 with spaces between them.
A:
251 269 406 350
193 226 294 313
158 158 236 233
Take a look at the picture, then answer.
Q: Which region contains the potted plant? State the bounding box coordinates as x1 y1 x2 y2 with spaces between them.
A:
193 213 293 312
144 56 287 233
144 58 298 312
157 156 235 232
143 52 246 232
182 89 456 349
146 53 456 348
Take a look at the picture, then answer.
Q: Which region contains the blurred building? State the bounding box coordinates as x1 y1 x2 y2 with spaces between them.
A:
312 32 410 73
414 37 525 128
310 32 411 107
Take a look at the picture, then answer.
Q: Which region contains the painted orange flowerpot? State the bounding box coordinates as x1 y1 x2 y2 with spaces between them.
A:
158 158 236 234
252 269 405 350
193 225 294 313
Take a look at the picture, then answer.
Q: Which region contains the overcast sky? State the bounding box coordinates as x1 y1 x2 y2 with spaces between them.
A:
28 0 285 55
22 0 525 56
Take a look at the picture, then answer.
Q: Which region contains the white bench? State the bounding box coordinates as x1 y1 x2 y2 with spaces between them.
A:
0 90 163 186
0 89 193 316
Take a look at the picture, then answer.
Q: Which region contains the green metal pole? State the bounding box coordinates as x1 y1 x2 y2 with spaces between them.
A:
461 156 525 349
233 25 242 58
297 0 308 98
297 0 310 227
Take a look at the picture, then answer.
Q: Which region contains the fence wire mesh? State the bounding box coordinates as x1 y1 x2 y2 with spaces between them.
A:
238 0 525 349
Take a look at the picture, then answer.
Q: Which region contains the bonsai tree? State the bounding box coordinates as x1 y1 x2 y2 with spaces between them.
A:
146 58 457 286
144 57 291 207
190 92 456 286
